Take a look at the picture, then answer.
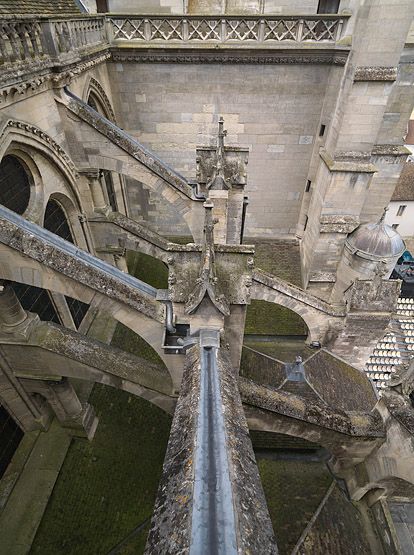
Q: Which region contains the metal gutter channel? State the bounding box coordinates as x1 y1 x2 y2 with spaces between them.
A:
0 205 158 298
190 343 238 555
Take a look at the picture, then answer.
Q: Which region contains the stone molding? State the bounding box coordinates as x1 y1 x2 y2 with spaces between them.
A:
87 77 117 124
320 149 377 173
0 118 78 178
0 50 110 107
372 144 411 158
111 49 348 65
319 214 360 234
354 66 398 82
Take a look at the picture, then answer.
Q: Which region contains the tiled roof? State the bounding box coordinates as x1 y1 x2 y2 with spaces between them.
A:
0 0 81 14
365 297 414 390
392 161 414 201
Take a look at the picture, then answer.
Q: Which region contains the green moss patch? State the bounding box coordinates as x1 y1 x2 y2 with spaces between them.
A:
246 238 302 287
126 251 168 289
245 300 307 336
257 458 332 554
111 322 164 366
30 385 171 555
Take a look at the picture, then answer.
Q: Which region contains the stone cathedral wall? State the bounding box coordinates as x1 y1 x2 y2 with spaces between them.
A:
108 61 334 237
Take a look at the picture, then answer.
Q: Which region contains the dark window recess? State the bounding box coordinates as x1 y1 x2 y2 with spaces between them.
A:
103 171 118 212
96 0 108 13
317 0 340 14
0 404 23 478
44 200 88 328
319 124 326 137
304 216 309 231
306 180 312 192
392 223 399 230
11 282 61 324
65 296 89 329
44 199 74 243
0 155 31 215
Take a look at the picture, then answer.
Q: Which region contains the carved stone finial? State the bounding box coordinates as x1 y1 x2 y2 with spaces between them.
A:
184 201 230 316
378 207 388 224
207 117 229 191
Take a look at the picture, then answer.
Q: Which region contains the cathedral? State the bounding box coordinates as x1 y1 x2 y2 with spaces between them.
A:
0 0 413 553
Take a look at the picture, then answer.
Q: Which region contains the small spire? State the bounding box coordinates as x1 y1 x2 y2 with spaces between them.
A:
217 116 227 150
378 207 388 224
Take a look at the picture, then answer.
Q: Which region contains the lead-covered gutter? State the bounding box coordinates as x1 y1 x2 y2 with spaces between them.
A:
190 342 238 554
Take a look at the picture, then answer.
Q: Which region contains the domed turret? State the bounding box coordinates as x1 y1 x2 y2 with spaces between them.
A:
330 209 405 304
346 210 405 261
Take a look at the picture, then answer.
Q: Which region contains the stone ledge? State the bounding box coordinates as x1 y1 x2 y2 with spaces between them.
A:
354 66 398 82
320 149 377 173
319 214 360 234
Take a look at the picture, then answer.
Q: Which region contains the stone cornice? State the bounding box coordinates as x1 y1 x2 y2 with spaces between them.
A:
354 66 398 82
0 50 110 108
320 149 377 173
110 48 349 66
372 144 411 157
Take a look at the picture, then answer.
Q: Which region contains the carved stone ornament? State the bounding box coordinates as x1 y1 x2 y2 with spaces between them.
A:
196 117 249 194
389 358 414 398
185 201 230 316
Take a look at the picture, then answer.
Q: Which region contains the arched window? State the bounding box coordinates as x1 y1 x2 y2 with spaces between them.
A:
0 155 31 214
44 198 74 243
43 198 89 328
87 91 106 117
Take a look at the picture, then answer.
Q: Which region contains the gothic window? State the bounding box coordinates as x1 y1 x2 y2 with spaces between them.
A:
397 205 407 216
102 170 118 212
11 281 61 324
317 0 340 14
44 198 74 243
44 199 89 328
0 155 31 215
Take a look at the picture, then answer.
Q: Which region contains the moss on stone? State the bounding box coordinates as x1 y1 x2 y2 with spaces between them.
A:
243 339 313 362
245 300 307 336
126 250 168 289
30 384 171 555
111 322 164 366
246 238 302 287
257 458 332 554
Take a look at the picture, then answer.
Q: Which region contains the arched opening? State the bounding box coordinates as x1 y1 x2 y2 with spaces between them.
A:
43 198 89 328
44 198 75 243
244 299 312 362
0 154 31 215
0 402 24 479
126 250 168 289
87 90 125 215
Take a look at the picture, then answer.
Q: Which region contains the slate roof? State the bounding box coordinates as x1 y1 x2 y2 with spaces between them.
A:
365 297 414 390
0 0 81 14
392 161 414 201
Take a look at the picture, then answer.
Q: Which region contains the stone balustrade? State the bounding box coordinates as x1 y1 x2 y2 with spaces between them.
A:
109 15 347 44
0 15 106 66
0 13 347 68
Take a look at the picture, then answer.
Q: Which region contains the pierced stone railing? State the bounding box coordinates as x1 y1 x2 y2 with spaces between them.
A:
0 15 106 66
0 13 347 70
0 18 47 65
49 16 106 55
109 15 346 44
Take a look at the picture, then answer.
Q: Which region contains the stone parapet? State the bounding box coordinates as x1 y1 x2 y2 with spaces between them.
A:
146 341 277 554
